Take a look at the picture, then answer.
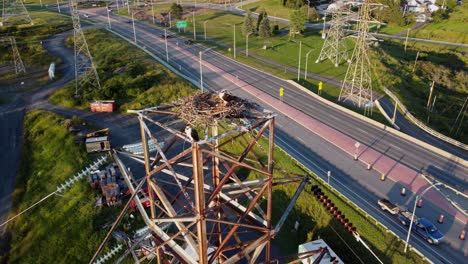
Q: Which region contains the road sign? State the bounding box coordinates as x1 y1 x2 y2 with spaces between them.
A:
176 20 187 28
279 87 284 97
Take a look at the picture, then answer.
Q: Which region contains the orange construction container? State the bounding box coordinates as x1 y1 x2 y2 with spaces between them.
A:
90 100 115 112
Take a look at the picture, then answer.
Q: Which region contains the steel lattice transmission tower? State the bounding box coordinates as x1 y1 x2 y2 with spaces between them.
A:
316 3 349 67
338 0 383 111
0 0 32 27
0 36 26 74
70 0 101 97
90 92 309 264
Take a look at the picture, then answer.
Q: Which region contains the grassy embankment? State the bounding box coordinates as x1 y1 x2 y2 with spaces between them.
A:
0 111 120 263
49 29 196 112
0 9 70 94
219 124 426 263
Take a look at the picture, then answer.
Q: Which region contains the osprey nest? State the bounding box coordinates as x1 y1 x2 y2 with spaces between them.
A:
173 91 259 127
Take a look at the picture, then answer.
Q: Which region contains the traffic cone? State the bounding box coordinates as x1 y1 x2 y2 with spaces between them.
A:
438 214 444 224
417 199 423 208
459 229 465 240
401 187 406 196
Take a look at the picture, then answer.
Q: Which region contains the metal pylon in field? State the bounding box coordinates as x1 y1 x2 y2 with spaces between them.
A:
339 0 384 111
316 5 349 67
70 0 101 97
0 0 32 27
0 36 26 74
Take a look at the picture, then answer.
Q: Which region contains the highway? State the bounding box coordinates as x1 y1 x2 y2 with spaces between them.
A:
80 7 468 262
1 4 466 263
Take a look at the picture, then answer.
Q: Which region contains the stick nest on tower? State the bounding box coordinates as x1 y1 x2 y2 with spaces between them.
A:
174 92 259 127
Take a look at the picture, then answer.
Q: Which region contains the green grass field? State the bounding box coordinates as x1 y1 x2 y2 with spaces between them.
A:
241 0 294 20
0 110 122 263
49 29 196 112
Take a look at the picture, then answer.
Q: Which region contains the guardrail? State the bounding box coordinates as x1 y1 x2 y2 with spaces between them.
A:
383 87 468 151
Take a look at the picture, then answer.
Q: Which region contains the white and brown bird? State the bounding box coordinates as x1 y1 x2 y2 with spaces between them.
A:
218 89 237 105
185 125 199 142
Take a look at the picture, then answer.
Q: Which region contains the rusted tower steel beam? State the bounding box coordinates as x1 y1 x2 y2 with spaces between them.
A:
94 92 308 263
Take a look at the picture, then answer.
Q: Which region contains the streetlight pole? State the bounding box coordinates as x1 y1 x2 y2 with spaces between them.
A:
168 11 172 28
246 32 252 57
126 0 130 14
164 29 169 62
404 182 443 253
304 49 313 80
115 0 119 10
199 51 203 92
57 0 61 13
192 11 197 40
321 16 326 39
132 12 137 43
233 24 236 59
297 41 302 81
204 20 209 40
151 0 155 24
106 7 112 29
306 0 310 21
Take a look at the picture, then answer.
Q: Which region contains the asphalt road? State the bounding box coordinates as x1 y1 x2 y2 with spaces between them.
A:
1 4 466 263
82 8 468 262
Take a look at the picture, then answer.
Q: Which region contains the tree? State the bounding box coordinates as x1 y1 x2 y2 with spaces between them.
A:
259 14 272 38
308 7 320 21
289 8 306 38
170 3 183 19
242 12 256 36
257 8 267 32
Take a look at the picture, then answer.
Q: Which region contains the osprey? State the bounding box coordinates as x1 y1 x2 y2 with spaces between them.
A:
185 126 199 142
218 89 236 105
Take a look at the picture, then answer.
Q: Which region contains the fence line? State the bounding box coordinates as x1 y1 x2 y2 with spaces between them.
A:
383 88 468 151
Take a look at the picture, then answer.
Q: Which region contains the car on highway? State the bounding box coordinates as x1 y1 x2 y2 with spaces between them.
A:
185 39 194 45
399 210 444 244
377 198 400 215
83 14 90 18
160 34 173 39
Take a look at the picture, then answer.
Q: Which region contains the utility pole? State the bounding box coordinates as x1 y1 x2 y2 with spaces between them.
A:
404 28 410 52
427 80 435 111
305 49 313 80
451 96 468 135
297 41 302 81
246 32 252 57
412 51 420 73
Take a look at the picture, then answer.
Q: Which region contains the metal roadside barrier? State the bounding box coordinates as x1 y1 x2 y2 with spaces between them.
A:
383 87 468 151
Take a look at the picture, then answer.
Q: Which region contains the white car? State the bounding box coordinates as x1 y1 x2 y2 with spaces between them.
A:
83 14 89 18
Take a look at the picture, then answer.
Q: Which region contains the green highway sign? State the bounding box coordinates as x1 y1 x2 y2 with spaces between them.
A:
176 21 187 28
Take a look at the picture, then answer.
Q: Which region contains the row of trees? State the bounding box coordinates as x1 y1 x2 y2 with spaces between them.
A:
242 9 272 38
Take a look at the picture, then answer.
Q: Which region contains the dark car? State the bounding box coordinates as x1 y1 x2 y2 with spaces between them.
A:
160 34 173 39
184 39 194 45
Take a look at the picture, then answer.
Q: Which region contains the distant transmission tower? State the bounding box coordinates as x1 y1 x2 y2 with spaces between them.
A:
0 36 26 74
338 0 384 112
316 3 349 67
70 0 101 97
0 0 32 27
